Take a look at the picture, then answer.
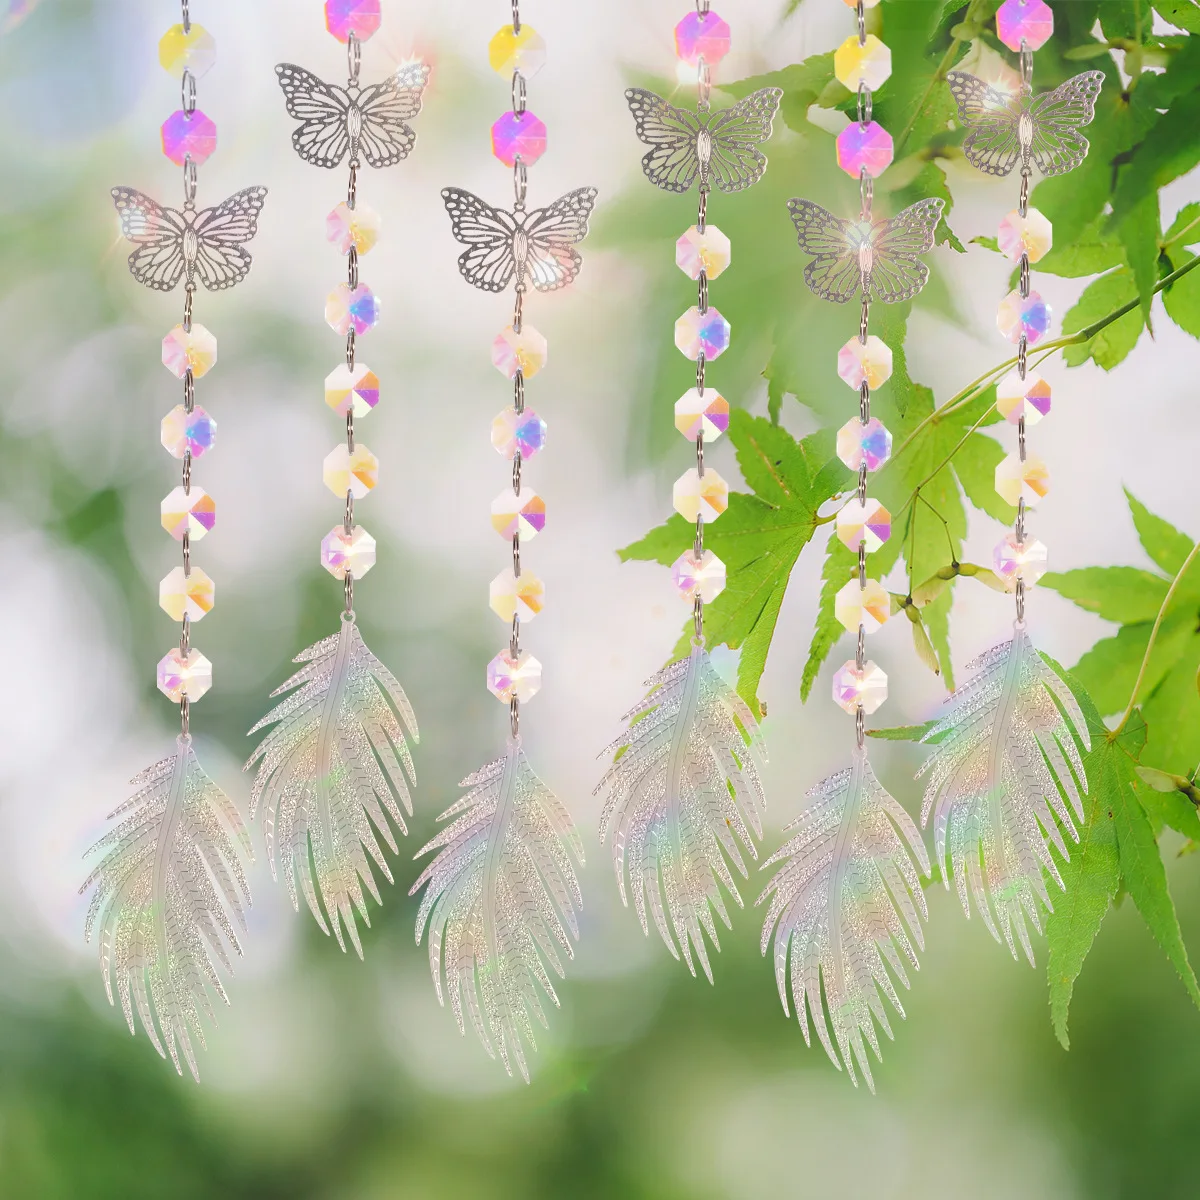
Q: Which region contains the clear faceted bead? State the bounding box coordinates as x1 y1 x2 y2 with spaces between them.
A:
162 323 217 379
161 486 216 541
671 549 726 603
832 659 888 715
487 649 542 703
326 283 381 337
492 487 546 540
161 109 217 167
491 406 546 460
326 200 382 255
993 532 1048 590
997 289 1051 345
836 121 894 179
323 444 378 499
834 34 891 92
492 324 547 379
159 23 216 78
161 404 216 459
320 525 377 580
491 111 547 167
489 568 545 622
996 369 1051 425
675 11 732 66
489 24 547 77
325 0 382 43
159 566 214 622
675 388 729 443
675 306 730 360
836 498 891 553
673 467 729 523
995 452 1049 507
997 207 1052 264
835 578 890 634
325 363 379 418
996 0 1053 52
676 224 731 280
837 334 893 389
837 416 892 471
157 647 213 703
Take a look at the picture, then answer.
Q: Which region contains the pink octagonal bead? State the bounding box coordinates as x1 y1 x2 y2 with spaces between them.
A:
492 111 547 167
836 121 894 180
161 109 217 167
674 11 731 67
325 0 381 43
996 0 1053 52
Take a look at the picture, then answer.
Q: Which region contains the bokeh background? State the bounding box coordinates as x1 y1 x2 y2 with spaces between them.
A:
1 0 1199 1196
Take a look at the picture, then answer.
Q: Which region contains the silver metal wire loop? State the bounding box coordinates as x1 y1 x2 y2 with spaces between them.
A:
510 614 521 657
1019 253 1030 299
698 269 708 315
859 170 874 222
697 0 711 13
858 543 867 587
859 297 870 343
857 0 867 43
1017 415 1027 463
347 163 358 209
346 328 356 370
182 448 192 493
855 704 865 747
1020 41 1034 93
695 352 706 392
344 490 354 535
182 286 193 332
694 515 704 559
180 697 190 738
698 60 712 111
345 574 354 615
182 69 197 117
513 450 522 494
514 369 525 413
348 245 359 289
512 535 521 577
182 157 197 208
1018 172 1030 218
512 71 527 116
347 31 361 86
512 0 521 34
346 410 355 452
696 431 705 478
857 82 872 128
859 379 870 424
1017 333 1027 379
510 697 520 739
183 368 195 413
697 191 707 234
858 462 868 505
513 159 527 210
181 0 190 34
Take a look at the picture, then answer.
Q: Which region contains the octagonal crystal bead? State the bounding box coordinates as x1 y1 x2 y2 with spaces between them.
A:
159 23 216 78
998 289 1051 345
161 404 216 459
835 34 891 92
492 487 546 541
675 306 730 360
326 283 380 336
323 444 378 499
162 323 216 379
161 486 215 541
835 578 890 634
161 109 217 167
996 0 1053 52
492 111 547 167
159 566 214 622
489 568 545 623
492 324 547 379
676 224 731 280
995 452 1049 507
673 467 729 523
325 364 379 418
837 416 892 472
321 525 377 580
833 659 888 715
837 334 892 389
325 0 381 43
836 121 894 179
489 23 547 78
157 647 212 703
994 532 1048 590
491 406 546 460
996 369 1051 425
675 11 731 66
836 498 891 552
671 549 726 603
998 207 1052 264
326 200 381 255
487 649 542 703
675 388 729 443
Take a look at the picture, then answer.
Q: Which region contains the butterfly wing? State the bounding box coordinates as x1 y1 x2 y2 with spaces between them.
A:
191 187 269 292
355 62 430 168
705 87 783 193
275 64 352 168
788 199 862 304
1027 71 1104 177
111 187 187 292
946 71 1022 177
862 198 945 304
625 88 703 193
442 188 519 293
520 187 599 292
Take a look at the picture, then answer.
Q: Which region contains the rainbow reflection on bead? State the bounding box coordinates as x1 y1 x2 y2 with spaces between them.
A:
673 468 729 523
161 486 216 541
832 659 887 715
487 649 542 703
836 121 894 179
323 444 378 499
325 0 381 43
492 324 547 379
325 364 379 418
995 452 1050 507
157 647 212 703
159 566 214 622
837 334 892 390
834 35 891 92
671 549 726 603
489 569 545 623
674 11 731 67
159 23 216 78
837 416 892 471
492 487 546 541
489 24 547 78
994 532 1048 590
491 406 546 460
835 578 890 635
997 289 1051 346
836 498 891 552
675 306 730 360
321 525 377 580
162 323 217 379
326 200 382 255
996 369 1051 425
491 111 547 167
996 0 1053 52
161 404 216 459
326 283 380 336
675 388 729 443
161 109 217 167
676 224 731 280
997 208 1052 264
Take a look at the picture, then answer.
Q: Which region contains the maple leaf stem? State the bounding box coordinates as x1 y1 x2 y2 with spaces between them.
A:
1111 538 1200 740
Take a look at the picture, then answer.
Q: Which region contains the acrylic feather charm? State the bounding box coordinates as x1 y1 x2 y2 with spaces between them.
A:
597 644 767 981
919 625 1090 963
411 740 583 1082
758 748 929 1092
80 736 253 1081
245 614 418 958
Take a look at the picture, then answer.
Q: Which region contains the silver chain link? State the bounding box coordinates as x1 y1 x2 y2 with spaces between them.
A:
1014 42 1035 624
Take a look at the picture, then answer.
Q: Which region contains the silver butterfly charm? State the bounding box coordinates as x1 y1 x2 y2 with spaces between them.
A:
946 70 1104 178
275 61 430 169
441 187 598 294
111 186 268 292
625 86 783 194
788 198 945 305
